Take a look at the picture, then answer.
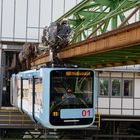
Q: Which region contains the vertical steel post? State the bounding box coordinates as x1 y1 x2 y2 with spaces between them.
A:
0 44 3 107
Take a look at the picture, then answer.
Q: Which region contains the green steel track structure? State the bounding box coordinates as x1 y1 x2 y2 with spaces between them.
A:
32 1 140 67
56 0 140 44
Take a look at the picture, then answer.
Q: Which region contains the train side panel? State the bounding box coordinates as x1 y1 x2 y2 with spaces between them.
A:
11 68 51 127
34 68 51 127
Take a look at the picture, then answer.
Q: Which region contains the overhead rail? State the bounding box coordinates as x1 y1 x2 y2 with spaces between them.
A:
31 21 140 68
56 0 140 44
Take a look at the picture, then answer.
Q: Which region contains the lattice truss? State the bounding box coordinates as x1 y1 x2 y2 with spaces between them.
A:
56 0 140 43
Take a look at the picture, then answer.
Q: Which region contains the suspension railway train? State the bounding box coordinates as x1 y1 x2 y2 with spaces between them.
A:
10 67 96 129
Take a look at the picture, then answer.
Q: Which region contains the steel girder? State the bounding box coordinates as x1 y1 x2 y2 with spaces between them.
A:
56 0 140 44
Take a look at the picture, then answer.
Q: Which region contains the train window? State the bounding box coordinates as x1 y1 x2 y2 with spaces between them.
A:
49 70 94 126
22 79 32 99
111 78 121 97
99 78 109 96
34 78 43 110
17 78 21 97
23 80 29 98
123 79 133 97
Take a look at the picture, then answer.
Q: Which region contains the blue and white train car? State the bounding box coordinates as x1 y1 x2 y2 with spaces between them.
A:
11 67 96 129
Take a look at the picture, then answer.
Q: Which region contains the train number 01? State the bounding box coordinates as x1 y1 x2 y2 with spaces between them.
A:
82 109 91 117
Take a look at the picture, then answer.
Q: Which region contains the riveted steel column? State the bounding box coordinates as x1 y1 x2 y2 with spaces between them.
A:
0 44 3 107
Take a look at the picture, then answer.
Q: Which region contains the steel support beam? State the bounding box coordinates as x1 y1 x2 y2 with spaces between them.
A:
31 21 140 68
0 44 3 107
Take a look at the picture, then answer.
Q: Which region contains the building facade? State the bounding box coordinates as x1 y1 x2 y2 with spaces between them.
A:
0 0 82 43
96 68 140 116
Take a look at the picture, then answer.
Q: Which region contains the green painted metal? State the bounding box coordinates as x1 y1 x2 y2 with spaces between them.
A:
56 0 140 44
65 44 140 67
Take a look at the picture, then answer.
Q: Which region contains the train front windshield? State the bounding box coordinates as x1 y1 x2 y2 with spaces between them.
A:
50 70 94 126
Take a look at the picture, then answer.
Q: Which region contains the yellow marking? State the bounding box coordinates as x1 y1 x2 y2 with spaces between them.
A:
0 119 33 122
0 110 19 112
53 112 59 117
96 112 100 128
56 112 59 116
0 115 28 117
66 71 91 76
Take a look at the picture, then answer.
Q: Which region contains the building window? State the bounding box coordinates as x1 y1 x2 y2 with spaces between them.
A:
99 78 109 96
123 79 133 97
112 79 121 96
